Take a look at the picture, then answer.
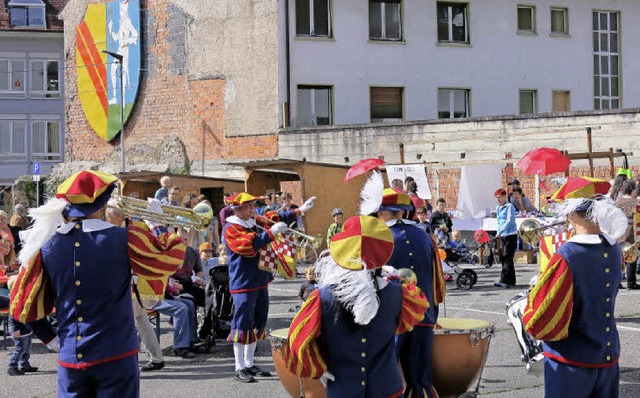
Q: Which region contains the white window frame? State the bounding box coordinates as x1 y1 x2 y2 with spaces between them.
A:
0 58 27 98
296 85 333 127
30 59 61 98
437 2 469 44
0 117 28 160
369 1 403 41
517 5 537 33
8 0 46 28
296 0 332 38
550 7 569 35
593 10 620 110
437 88 470 119
30 118 62 161
519 89 538 114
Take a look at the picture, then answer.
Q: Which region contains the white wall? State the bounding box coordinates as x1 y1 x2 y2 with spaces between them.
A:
282 0 640 126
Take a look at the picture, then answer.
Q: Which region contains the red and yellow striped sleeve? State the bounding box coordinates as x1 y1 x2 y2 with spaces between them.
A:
224 223 259 257
10 251 54 323
523 253 574 341
127 221 185 280
286 289 327 378
396 284 429 334
430 235 446 305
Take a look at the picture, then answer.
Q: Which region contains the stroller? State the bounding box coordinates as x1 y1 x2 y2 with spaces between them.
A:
440 247 479 290
202 265 234 346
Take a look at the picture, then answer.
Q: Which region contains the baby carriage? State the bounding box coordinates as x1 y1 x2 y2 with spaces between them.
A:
203 265 234 346
440 247 479 290
505 290 544 376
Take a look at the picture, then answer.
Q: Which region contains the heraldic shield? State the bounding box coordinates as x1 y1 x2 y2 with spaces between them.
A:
75 0 141 142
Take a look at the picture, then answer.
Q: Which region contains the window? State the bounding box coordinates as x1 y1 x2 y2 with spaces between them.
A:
551 7 568 35
30 60 60 98
8 0 46 28
369 0 402 41
296 0 331 37
437 2 469 43
593 11 620 110
0 120 26 159
437 89 469 119
371 87 403 122
0 59 26 98
519 90 537 114
517 5 536 32
31 120 61 161
296 86 332 127
552 91 570 112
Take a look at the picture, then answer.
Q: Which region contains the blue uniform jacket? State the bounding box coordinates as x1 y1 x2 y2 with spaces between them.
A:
319 281 404 398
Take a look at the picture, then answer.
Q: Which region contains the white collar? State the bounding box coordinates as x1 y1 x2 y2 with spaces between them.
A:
58 219 114 234
385 219 416 227
567 234 617 245
225 216 256 229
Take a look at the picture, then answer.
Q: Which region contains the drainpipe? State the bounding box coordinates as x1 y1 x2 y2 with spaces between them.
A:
284 0 292 128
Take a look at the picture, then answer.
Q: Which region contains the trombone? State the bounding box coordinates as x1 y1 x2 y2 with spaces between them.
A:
114 195 213 231
255 215 323 249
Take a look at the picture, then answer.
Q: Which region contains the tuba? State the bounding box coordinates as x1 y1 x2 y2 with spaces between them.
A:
518 219 568 246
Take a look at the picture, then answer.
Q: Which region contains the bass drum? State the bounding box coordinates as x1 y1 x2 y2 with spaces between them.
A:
432 318 494 398
268 328 326 398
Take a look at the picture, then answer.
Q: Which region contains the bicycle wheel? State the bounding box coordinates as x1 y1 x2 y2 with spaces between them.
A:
294 239 319 277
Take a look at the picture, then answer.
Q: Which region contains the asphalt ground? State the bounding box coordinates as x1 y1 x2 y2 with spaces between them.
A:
1 261 639 397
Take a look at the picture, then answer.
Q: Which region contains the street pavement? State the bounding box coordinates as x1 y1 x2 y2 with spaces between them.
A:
1 261 639 397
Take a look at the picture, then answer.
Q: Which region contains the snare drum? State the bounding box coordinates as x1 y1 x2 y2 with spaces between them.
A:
432 318 494 398
268 328 326 398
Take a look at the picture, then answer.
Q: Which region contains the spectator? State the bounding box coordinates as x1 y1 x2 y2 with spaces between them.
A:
615 180 638 289
406 180 425 220
172 228 206 308
326 208 344 247
278 192 299 212
298 266 318 302
199 242 215 285
404 176 415 193
6 276 39 376
0 210 14 245
510 187 538 214
609 173 627 201
162 186 181 206
494 189 518 288
182 193 198 209
0 235 17 273
219 193 234 228
415 207 431 233
431 198 453 248
9 204 28 231
154 176 171 201
391 178 404 193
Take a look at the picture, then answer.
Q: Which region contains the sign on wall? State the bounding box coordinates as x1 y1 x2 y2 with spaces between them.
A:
386 164 432 199
75 0 141 142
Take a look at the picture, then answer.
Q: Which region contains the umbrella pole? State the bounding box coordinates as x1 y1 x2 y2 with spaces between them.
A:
535 174 540 210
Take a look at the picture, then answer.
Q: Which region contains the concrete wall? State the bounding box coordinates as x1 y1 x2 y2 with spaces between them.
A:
0 33 65 185
281 0 640 126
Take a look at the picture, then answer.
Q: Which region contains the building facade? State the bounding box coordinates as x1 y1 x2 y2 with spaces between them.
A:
0 0 66 186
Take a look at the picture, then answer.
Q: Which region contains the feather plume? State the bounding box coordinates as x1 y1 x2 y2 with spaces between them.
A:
358 171 384 216
18 198 68 266
554 197 627 240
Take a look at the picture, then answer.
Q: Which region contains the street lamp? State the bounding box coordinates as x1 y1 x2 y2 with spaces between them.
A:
102 50 126 173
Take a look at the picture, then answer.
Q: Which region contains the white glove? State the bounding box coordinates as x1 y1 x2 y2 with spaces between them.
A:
319 371 335 388
270 222 288 236
147 198 164 214
300 196 317 213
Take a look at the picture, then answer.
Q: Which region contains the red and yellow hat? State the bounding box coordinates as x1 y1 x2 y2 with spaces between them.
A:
550 177 611 202
378 188 412 212
56 170 118 218
228 192 259 208
330 216 394 270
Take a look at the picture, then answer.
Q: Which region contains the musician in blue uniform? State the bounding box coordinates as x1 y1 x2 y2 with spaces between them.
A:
524 185 627 398
10 170 185 397
223 192 315 383
287 215 429 398
375 188 446 398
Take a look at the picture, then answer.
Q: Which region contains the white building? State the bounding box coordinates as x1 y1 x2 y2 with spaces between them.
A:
279 0 640 128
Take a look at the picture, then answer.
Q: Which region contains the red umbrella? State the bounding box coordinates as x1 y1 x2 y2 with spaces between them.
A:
344 158 385 182
515 148 571 176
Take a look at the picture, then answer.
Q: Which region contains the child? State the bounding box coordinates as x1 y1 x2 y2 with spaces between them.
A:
7 276 38 376
326 208 345 247
449 230 466 251
298 266 318 302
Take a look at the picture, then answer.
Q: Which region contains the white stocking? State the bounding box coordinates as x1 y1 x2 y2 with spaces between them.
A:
244 342 257 368
233 343 247 371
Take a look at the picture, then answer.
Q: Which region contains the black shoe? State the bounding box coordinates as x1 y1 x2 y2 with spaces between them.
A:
619 284 626 289
246 365 272 377
7 367 24 376
627 283 640 290
140 361 165 372
173 348 196 359
234 368 257 383
494 282 508 288
189 342 207 354
20 365 38 373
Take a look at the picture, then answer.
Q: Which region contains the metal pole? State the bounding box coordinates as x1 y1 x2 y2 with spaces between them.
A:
119 59 125 173
36 180 40 207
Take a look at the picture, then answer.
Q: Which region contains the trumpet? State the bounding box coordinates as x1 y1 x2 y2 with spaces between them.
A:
518 219 568 246
255 215 323 249
114 195 213 231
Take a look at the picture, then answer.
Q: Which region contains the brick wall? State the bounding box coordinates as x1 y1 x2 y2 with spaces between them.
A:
64 0 277 165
